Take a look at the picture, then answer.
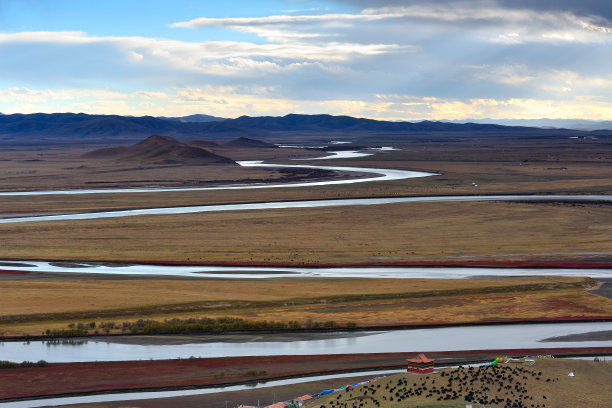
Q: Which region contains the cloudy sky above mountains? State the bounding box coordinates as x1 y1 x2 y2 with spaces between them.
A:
1 0 612 120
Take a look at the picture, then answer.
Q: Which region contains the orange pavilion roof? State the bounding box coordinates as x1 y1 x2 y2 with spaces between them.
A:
406 353 435 364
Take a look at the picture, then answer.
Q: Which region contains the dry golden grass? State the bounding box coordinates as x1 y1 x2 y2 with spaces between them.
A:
1 201 610 264
2 277 611 337
0 276 588 315
0 149 259 191
2 136 612 337
1 136 612 217
3 159 611 216
208 288 612 327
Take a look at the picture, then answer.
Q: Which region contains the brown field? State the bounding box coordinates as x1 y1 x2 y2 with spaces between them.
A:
1 133 612 405
0 145 328 192
0 277 589 315
1 133 611 265
1 201 611 264
1 135 611 335
1 134 612 216
1 277 611 338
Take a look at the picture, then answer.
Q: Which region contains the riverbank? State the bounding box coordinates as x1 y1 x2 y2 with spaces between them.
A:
2 315 612 342
1 200 610 265
1 275 611 339
1 348 611 402
4 259 612 269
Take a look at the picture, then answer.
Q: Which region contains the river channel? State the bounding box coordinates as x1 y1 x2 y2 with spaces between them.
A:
0 156 435 197
1 194 611 224
1 322 611 363
1 150 611 406
1 260 612 279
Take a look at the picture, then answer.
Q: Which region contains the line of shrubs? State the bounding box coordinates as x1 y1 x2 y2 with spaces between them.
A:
42 317 358 337
124 317 340 334
0 360 48 369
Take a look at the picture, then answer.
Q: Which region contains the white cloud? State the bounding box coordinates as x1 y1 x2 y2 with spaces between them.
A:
170 12 397 29
128 51 144 63
2 2 612 120
4 85 612 121
131 90 167 99
473 65 612 96
172 3 612 44
0 87 127 103
0 31 91 44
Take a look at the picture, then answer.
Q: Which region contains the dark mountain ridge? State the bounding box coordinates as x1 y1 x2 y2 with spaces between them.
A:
229 114 526 132
158 114 226 123
0 112 603 146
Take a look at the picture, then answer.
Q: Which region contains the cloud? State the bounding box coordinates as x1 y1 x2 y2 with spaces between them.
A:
175 4 567 29
2 2 612 120
170 12 395 29
168 88 612 121
4 84 612 121
171 3 612 44
473 65 612 96
0 30 404 93
340 0 612 21
0 87 127 103
131 90 167 99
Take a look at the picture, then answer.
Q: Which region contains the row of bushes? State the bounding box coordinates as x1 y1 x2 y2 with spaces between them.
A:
41 317 359 338
124 317 342 334
43 328 89 337
0 360 48 369
42 317 357 338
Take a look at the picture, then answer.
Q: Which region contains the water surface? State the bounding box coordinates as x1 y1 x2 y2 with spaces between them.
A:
1 194 610 224
1 322 610 363
1 259 611 279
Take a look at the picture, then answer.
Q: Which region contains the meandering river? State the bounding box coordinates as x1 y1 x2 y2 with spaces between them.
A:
1 322 611 363
1 260 611 279
0 158 435 196
1 149 611 406
1 194 610 224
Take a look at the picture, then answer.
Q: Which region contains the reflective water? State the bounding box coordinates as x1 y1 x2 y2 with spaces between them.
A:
1 259 611 279
1 322 610 363
293 150 374 160
1 194 610 224
0 161 434 196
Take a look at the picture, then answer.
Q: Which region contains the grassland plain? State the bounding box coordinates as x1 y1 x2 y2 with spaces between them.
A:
1 134 612 212
0 133 611 406
0 201 610 264
1 277 611 338
1 133 611 265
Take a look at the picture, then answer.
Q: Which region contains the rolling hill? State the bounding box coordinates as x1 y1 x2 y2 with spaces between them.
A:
222 136 277 148
83 135 236 165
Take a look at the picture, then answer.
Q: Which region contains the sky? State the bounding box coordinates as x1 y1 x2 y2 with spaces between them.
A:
1 0 612 120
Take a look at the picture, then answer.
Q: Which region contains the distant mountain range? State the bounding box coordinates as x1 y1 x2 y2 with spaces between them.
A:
0 112 608 145
158 114 226 123
454 118 612 131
